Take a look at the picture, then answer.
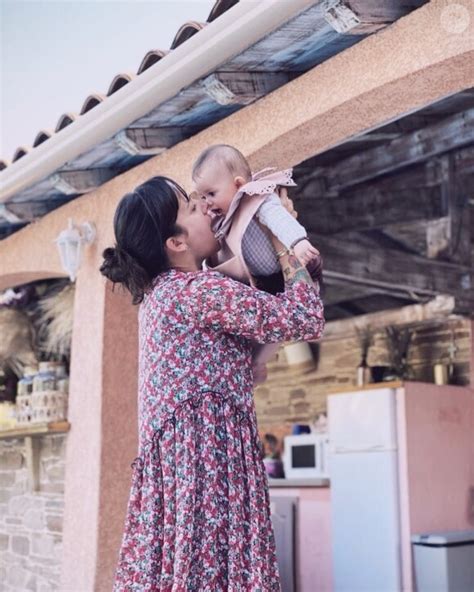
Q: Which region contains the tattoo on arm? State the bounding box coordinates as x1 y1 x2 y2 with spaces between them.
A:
288 254 301 270
281 254 313 287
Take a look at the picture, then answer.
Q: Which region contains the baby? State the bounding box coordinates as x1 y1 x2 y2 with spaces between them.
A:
191 144 320 285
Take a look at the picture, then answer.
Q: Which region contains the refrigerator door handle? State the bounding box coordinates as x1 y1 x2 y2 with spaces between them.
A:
332 445 397 453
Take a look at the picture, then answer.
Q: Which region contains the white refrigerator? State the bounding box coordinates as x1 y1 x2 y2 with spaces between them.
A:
328 387 402 592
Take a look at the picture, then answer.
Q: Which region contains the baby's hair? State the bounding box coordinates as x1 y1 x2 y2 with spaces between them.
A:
192 144 252 181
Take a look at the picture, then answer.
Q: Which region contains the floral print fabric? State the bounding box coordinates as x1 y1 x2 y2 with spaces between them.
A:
113 269 324 591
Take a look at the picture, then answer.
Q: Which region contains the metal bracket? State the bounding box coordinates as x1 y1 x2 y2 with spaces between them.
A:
0 203 23 224
323 0 361 33
201 74 240 106
115 130 167 156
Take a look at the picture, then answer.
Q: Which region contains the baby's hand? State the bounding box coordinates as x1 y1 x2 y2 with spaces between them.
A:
293 239 320 266
277 187 298 219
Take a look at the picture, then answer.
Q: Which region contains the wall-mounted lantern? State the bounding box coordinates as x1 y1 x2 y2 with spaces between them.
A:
54 218 96 282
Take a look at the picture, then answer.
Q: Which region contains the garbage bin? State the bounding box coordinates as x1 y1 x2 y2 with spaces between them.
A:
411 530 474 592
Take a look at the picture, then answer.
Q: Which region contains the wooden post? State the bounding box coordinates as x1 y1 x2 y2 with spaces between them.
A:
24 436 41 492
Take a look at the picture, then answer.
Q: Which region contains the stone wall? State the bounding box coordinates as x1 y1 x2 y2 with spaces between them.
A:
0 435 66 592
256 317 471 443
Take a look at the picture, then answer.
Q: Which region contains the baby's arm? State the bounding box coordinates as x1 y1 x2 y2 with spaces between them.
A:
256 193 320 265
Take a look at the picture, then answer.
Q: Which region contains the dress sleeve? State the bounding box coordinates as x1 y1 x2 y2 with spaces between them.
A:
255 192 307 248
181 272 324 344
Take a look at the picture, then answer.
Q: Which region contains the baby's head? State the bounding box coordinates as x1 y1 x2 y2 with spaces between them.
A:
192 144 251 216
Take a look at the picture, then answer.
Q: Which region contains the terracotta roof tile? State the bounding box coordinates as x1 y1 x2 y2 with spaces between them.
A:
12 147 29 162
207 0 239 22
32 130 53 147
79 94 106 115
55 112 78 132
137 50 168 75
107 73 134 96
170 21 206 49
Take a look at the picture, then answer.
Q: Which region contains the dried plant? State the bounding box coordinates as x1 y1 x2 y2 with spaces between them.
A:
355 327 372 366
385 325 413 379
36 284 75 358
0 308 38 377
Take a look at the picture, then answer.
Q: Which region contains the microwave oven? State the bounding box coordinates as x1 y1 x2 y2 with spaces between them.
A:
283 433 330 479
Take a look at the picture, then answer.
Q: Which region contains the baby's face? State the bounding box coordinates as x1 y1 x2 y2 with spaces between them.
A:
193 164 239 217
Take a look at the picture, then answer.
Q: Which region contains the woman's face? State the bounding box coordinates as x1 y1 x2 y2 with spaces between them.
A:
175 190 220 263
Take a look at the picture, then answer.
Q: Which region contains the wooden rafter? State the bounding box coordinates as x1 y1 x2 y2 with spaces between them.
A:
323 295 457 340
295 169 446 234
312 233 473 308
50 168 120 195
296 108 474 197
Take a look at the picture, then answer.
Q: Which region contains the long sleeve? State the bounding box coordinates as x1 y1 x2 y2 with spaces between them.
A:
181 272 324 344
256 192 307 248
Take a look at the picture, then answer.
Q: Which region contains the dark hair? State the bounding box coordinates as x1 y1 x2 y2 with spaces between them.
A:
100 176 188 305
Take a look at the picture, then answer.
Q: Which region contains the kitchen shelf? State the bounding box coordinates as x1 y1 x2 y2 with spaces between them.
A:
0 421 70 492
0 420 70 440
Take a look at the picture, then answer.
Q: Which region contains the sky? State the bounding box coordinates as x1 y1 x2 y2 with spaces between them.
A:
0 0 216 162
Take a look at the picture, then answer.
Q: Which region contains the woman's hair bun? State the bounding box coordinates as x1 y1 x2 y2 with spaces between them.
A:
100 246 127 283
100 245 152 304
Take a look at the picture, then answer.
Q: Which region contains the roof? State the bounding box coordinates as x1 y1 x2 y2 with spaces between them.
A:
0 0 238 169
0 0 429 240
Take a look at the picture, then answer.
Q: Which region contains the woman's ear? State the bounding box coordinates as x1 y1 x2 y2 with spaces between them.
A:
165 234 188 253
234 176 246 189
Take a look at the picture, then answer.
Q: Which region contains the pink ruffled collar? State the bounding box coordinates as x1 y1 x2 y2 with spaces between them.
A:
212 167 296 240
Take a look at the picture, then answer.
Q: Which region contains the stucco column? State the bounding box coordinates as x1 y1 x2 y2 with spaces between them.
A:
60 268 138 591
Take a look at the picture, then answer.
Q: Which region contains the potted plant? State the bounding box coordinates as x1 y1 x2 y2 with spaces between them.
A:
384 325 413 381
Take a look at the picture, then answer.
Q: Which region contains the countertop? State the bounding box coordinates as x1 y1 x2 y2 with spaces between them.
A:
268 477 330 488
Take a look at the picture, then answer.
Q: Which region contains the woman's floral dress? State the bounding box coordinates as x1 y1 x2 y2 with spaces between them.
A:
113 269 325 591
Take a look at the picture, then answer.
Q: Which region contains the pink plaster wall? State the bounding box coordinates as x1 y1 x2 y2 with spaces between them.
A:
397 382 474 591
403 382 474 532
270 487 333 592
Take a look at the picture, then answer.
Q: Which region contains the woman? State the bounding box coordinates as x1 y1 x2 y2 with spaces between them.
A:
100 176 324 591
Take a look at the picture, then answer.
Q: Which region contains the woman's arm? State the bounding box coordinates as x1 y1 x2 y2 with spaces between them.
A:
181 260 324 344
276 245 314 288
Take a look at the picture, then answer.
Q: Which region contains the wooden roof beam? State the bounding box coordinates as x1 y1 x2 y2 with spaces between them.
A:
323 295 457 340
299 185 444 234
323 0 427 35
201 71 291 106
115 127 202 156
296 165 447 234
312 233 473 307
299 106 474 195
49 168 119 195
439 154 471 266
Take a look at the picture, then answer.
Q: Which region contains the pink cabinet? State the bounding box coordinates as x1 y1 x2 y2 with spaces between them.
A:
269 483 333 592
397 382 474 591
